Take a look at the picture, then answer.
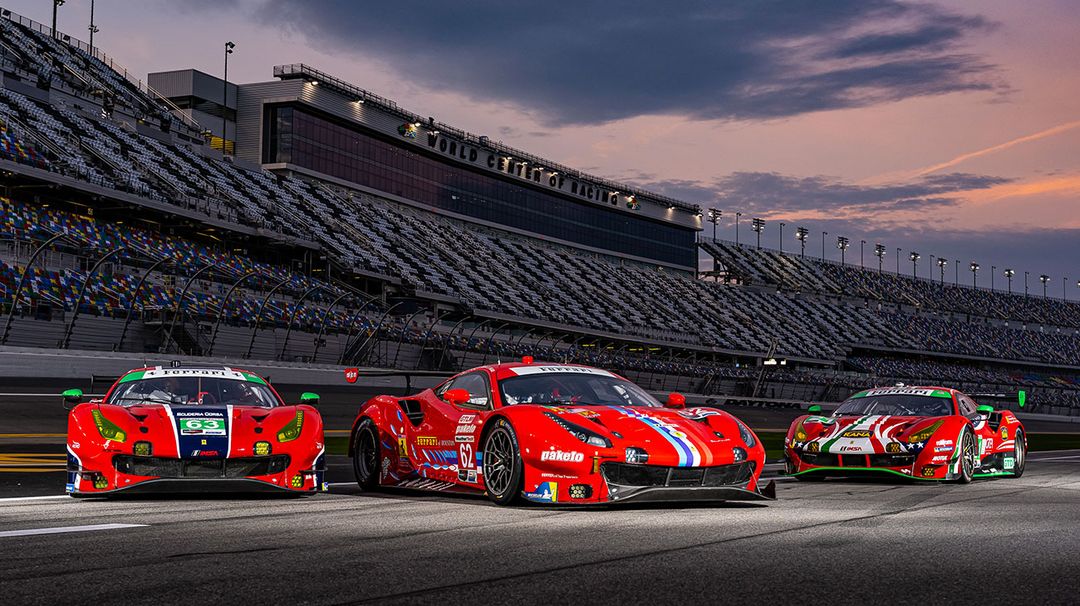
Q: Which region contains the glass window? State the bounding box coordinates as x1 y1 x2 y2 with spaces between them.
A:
498 372 661 407
108 377 281 408
438 372 491 409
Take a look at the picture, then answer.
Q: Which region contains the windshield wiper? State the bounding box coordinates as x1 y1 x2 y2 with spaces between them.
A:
110 396 180 406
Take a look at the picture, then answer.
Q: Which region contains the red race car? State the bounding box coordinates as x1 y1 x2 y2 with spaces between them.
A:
785 386 1027 482
65 365 326 496
348 359 773 505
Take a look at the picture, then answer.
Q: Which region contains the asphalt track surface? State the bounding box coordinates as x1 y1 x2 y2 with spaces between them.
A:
0 451 1077 605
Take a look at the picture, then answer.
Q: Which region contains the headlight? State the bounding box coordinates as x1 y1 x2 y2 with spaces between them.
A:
276 410 305 442
133 441 152 456
907 420 944 444
543 412 611 448
254 441 272 456
736 418 757 448
625 447 649 464
91 409 127 443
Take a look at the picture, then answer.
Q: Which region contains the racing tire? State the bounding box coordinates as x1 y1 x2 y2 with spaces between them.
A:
482 419 523 506
955 427 976 484
352 418 382 491
1011 429 1026 478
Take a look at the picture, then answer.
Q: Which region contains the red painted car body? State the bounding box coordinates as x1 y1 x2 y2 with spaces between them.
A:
785 386 1027 481
65 366 325 496
348 361 773 505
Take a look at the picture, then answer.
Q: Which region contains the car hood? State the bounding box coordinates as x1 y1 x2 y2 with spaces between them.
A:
538 405 748 467
794 414 951 455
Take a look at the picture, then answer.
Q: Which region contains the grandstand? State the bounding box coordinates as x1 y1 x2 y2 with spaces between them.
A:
0 5 1077 416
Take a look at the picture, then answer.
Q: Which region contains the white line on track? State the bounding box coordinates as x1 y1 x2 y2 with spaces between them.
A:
0 523 147 538
0 495 69 502
1029 455 1080 462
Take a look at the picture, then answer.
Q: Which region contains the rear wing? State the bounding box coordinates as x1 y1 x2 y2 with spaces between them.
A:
969 390 1028 409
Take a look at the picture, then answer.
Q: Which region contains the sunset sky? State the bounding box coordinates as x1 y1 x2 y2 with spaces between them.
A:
12 0 1080 294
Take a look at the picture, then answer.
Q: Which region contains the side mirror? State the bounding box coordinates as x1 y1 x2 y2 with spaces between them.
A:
976 404 993 414
444 388 470 406
807 404 822 413
665 393 686 409
299 392 320 406
1017 390 1026 408
62 388 83 410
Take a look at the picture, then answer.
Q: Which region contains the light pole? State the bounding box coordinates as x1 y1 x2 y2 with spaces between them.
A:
955 260 960 285
836 236 850 265
52 0 64 37
778 222 785 253
860 240 866 268
751 218 765 249
822 231 828 260
707 208 720 240
223 41 236 155
970 261 980 288
1004 268 1015 293
1064 277 1068 302
874 244 886 274
909 251 920 278
896 248 901 275
938 258 948 284
991 265 996 292
1024 271 1029 297
88 0 98 51
795 227 808 257
735 212 742 246
1040 274 1050 298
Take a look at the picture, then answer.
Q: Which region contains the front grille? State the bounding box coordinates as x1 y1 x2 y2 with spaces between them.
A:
799 453 912 468
114 456 290 478
601 461 755 488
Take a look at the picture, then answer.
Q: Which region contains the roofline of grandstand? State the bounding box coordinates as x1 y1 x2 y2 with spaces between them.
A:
0 158 322 251
271 162 698 273
271 63 701 217
847 343 1080 374
0 5 203 136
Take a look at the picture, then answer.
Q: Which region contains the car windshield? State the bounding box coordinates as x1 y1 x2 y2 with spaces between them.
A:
834 392 953 417
498 371 661 407
107 377 281 408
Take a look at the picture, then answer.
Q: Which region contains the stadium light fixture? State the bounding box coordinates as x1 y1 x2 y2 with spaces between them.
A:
909 251 920 278
1040 274 1050 298
970 261 980 288
751 218 765 249
836 236 850 265
88 0 98 51
706 208 721 240
222 41 236 156
938 258 948 284
795 227 809 257
1004 268 1015 293
874 243 886 274
52 0 65 39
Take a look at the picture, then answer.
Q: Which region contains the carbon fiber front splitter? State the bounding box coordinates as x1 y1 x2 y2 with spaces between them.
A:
605 480 776 503
70 478 316 497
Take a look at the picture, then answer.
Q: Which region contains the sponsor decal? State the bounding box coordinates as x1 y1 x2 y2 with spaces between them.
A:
540 448 585 463
934 445 953 452
838 446 862 452
525 481 558 503
1000 427 1008 440
931 455 948 463
540 472 576 479
455 424 477 434
842 430 872 439
455 435 475 443
344 368 359 383
458 415 476 424
459 443 475 470
935 439 954 447
416 436 438 446
397 437 408 461
458 469 477 483
190 450 220 457
508 365 615 377
1004 457 1015 470
398 123 419 138
129 367 253 382
380 456 391 481
857 387 951 398
177 412 227 436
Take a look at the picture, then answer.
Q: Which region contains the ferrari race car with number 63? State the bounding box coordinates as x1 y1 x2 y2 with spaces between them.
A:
65 365 326 496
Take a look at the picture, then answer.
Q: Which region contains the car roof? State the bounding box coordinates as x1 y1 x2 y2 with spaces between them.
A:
117 366 268 384
449 361 624 382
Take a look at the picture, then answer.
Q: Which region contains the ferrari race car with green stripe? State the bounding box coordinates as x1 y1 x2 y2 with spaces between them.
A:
785 386 1026 483
349 359 774 505
64 365 326 496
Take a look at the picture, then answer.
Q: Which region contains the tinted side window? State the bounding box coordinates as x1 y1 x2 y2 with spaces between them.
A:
440 373 491 409
958 395 976 416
